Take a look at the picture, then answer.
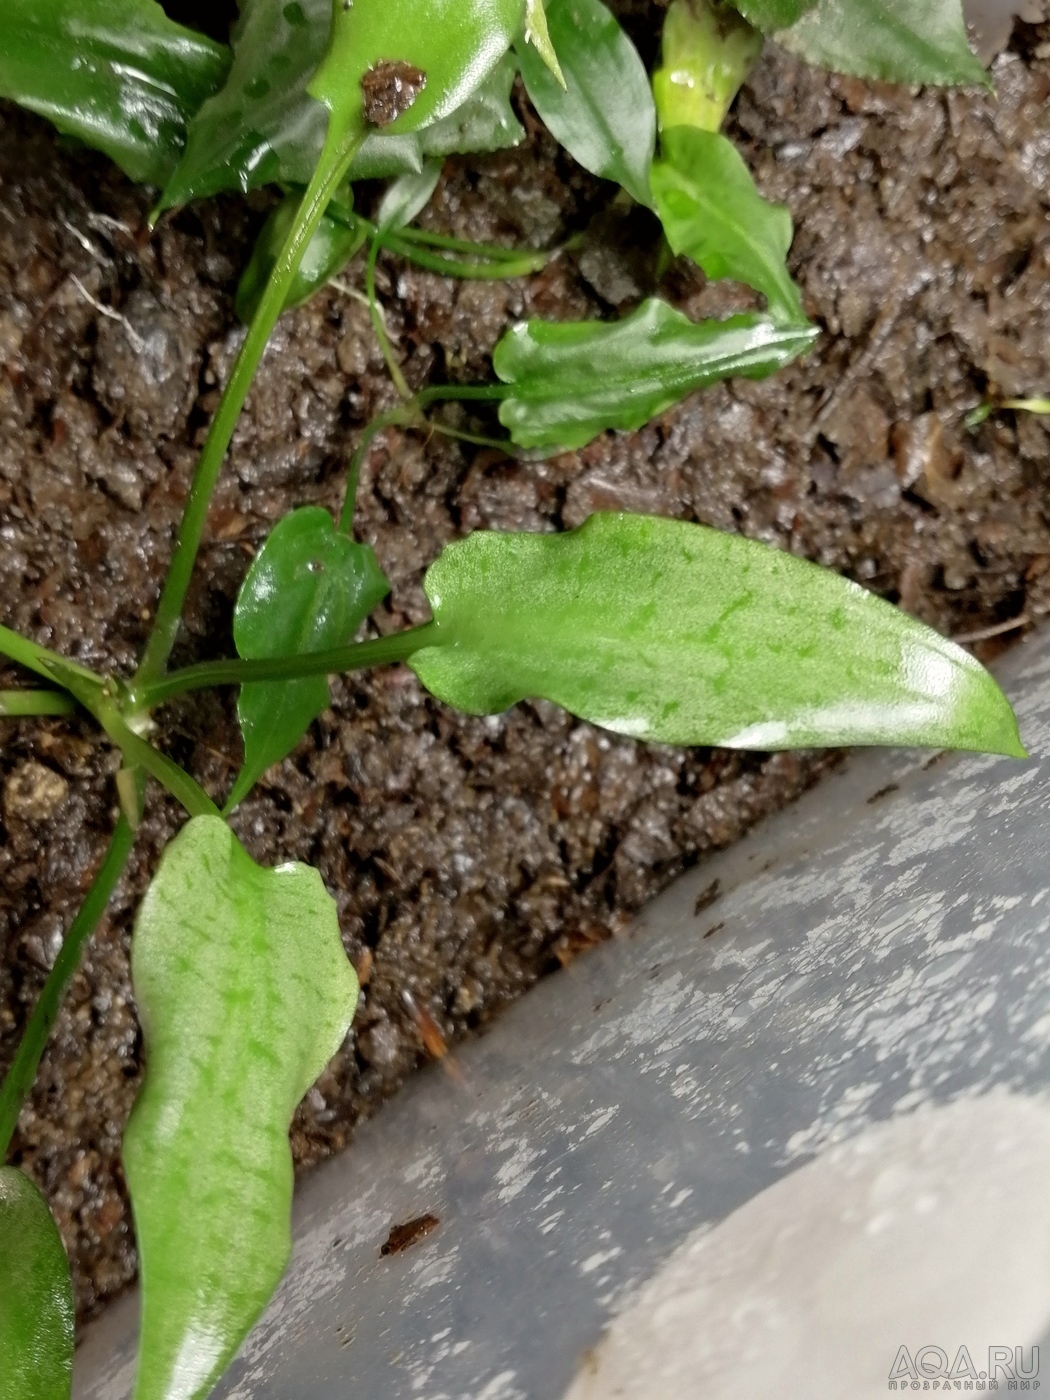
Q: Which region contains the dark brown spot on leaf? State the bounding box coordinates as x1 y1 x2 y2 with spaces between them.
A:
361 61 427 127
380 1213 440 1256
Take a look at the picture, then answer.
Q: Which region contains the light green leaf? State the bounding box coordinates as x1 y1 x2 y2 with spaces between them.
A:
350 52 524 181
410 513 1025 756
652 0 763 134
229 507 389 811
123 816 359 1400
377 160 444 233
651 126 806 324
779 0 990 87
0 0 229 187
157 0 331 213
516 0 656 208
493 298 817 451
0 1167 75 1400
524 0 566 86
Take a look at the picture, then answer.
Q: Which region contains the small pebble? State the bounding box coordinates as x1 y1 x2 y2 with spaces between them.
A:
3 761 69 822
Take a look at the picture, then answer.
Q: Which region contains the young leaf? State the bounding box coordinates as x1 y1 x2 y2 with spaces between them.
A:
229 508 389 811
523 0 566 87
235 188 366 323
409 513 1024 757
779 0 990 87
651 126 806 325
123 816 359 1400
0 0 229 188
732 0 817 28
157 0 332 213
350 53 524 181
376 160 444 233
652 0 763 135
0 1167 75 1400
516 0 656 208
493 298 817 451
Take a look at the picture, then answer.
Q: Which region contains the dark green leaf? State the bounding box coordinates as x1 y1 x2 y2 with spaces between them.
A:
652 0 763 134
157 0 331 213
123 816 359 1400
410 513 1024 756
235 188 366 323
0 0 229 187
493 298 817 451
779 0 989 87
229 508 389 810
732 0 817 29
350 53 524 181
651 126 806 324
516 0 656 208
376 160 444 232
0 1167 74 1400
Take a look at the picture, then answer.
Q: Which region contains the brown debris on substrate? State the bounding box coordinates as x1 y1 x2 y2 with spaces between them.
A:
0 7 1047 1321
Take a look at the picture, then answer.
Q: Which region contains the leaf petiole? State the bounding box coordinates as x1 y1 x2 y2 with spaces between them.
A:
0 690 77 718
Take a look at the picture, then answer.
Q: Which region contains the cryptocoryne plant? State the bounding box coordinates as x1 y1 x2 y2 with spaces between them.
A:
0 1 1019 1396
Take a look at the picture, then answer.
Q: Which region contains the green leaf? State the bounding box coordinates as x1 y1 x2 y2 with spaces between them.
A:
0 0 229 187
779 0 990 87
229 508 389 811
123 816 360 1400
235 188 366 323
523 0 566 86
410 513 1025 757
516 0 656 208
376 160 444 233
493 298 817 451
0 1167 75 1400
652 0 763 135
732 0 817 29
651 126 806 325
157 0 331 213
350 52 524 181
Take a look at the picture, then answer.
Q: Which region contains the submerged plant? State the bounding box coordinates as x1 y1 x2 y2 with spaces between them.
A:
0 1 1014 1396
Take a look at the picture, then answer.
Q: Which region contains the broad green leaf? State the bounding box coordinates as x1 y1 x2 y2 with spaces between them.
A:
376 160 444 233
516 0 656 208
350 53 524 181
779 0 990 87
123 816 359 1400
0 1167 75 1400
0 0 229 187
732 0 817 28
651 126 806 325
410 513 1024 757
157 0 331 213
523 0 566 86
493 298 817 451
652 0 763 134
235 188 366 323
229 508 389 811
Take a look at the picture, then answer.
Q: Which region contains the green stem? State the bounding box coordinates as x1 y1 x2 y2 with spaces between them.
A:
415 384 510 408
0 816 136 1160
135 121 364 687
366 238 413 401
0 690 77 718
94 700 219 819
394 225 541 261
382 235 548 281
0 625 101 689
133 625 439 711
339 405 415 534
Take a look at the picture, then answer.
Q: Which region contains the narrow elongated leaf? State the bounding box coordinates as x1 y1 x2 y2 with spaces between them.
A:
410 513 1024 756
0 1167 75 1400
523 0 566 85
229 508 389 811
376 160 444 233
516 0 656 208
124 816 359 1400
0 0 229 187
235 189 366 323
350 53 524 181
651 126 806 325
493 298 817 451
733 0 817 28
779 0 990 87
157 0 331 213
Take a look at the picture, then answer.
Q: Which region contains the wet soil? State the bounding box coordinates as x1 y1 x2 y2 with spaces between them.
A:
1 5 1049 1323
